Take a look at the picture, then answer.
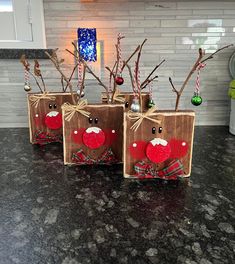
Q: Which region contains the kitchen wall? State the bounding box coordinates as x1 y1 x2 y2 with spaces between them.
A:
1 0 235 127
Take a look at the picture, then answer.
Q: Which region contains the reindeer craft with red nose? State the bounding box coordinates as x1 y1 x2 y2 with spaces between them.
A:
62 101 124 165
27 93 75 145
20 52 78 145
123 107 195 180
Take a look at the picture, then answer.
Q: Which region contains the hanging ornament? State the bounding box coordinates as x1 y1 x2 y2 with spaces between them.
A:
115 33 124 86
130 60 141 112
115 74 124 85
24 65 31 92
147 82 155 108
77 89 85 98
130 97 141 112
191 62 206 106
191 92 202 106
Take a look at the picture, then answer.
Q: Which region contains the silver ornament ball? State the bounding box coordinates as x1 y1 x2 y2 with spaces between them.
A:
24 84 31 92
77 89 85 98
130 98 141 112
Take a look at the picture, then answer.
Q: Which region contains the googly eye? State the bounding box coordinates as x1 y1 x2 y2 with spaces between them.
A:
125 102 129 108
53 104 57 109
152 127 156 134
94 118 98 124
49 104 52 109
158 127 163 133
88 117 93 124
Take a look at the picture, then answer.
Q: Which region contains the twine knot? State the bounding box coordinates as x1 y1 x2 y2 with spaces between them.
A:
62 99 90 122
127 106 162 131
29 92 56 108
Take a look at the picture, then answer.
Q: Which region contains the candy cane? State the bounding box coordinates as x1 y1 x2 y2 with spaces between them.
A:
117 33 123 74
195 63 206 94
24 67 30 85
77 61 83 88
133 61 140 97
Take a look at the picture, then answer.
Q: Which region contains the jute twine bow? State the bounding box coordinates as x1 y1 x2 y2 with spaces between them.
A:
128 106 162 131
29 92 56 108
102 89 125 103
62 99 90 122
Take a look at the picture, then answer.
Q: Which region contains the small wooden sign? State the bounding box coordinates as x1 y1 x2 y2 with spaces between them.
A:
63 104 124 165
27 92 75 145
123 110 195 179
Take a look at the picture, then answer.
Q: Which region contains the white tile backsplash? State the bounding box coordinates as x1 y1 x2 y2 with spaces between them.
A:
1 0 235 127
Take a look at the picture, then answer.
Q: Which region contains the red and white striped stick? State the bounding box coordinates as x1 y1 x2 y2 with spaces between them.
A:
195 62 206 94
77 61 83 88
24 67 30 85
117 33 123 74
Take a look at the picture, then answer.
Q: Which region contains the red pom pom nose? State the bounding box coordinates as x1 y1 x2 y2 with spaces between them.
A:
146 138 171 163
82 127 106 149
44 111 62 130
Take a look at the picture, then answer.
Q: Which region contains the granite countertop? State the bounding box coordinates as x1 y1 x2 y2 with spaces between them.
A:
0 127 234 264
0 49 53 59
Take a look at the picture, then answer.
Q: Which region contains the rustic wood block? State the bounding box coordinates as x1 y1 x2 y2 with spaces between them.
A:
63 104 124 165
27 92 75 145
123 110 195 179
101 92 150 112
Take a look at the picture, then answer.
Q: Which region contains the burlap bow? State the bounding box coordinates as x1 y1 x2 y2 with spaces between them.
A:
61 99 90 121
29 92 56 108
128 106 162 131
102 89 125 103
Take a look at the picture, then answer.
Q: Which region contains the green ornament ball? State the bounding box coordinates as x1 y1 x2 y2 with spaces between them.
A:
191 95 202 106
147 99 155 108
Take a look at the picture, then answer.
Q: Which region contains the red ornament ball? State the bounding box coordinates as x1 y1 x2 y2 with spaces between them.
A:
44 111 62 130
169 139 188 159
83 127 105 149
146 138 171 163
115 76 124 85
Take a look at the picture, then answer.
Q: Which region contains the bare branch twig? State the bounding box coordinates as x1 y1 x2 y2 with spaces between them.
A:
45 50 76 104
141 59 165 88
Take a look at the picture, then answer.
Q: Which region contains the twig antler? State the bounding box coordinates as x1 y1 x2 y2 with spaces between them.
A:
34 60 46 92
169 44 233 111
66 43 109 100
45 49 76 104
135 39 147 109
20 55 44 93
141 59 165 89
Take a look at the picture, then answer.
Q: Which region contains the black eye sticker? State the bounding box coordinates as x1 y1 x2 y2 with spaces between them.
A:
49 104 52 109
125 102 129 108
152 127 156 134
88 117 93 124
94 118 98 124
158 127 163 133
53 104 57 109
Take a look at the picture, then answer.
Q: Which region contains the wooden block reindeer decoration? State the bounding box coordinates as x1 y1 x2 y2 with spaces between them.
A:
62 102 124 165
20 51 78 145
123 44 233 180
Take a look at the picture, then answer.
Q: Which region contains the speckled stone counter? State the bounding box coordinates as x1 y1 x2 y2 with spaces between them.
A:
0 49 53 59
0 127 234 264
